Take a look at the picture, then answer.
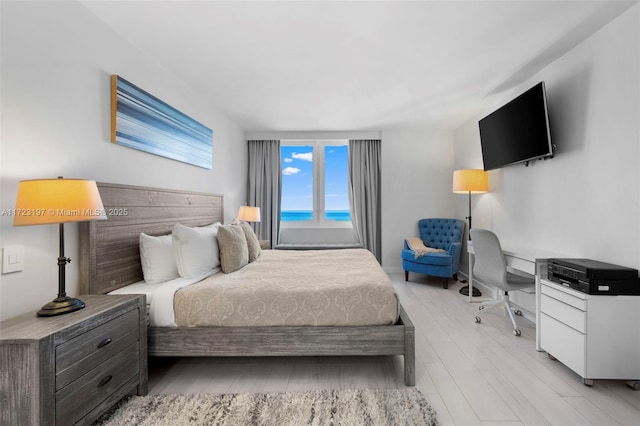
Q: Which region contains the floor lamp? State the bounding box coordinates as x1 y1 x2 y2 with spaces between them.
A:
13 178 107 316
453 169 488 296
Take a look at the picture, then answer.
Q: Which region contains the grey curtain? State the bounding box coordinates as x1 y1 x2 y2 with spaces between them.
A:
247 140 281 248
348 139 381 262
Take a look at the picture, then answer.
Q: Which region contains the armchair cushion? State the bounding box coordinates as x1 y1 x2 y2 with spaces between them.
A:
401 248 452 266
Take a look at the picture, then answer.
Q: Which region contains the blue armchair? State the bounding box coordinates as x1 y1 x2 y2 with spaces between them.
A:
402 218 465 289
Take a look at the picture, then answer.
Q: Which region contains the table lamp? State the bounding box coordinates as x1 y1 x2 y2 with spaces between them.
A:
237 206 261 223
13 178 107 316
452 169 488 239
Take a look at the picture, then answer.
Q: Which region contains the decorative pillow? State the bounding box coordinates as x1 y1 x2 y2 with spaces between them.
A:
239 222 261 262
139 233 179 284
172 223 221 278
217 224 249 273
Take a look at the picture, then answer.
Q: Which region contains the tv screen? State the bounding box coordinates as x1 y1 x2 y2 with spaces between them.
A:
478 82 553 171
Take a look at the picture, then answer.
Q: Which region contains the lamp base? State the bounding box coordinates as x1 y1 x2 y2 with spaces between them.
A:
459 286 482 297
37 296 85 317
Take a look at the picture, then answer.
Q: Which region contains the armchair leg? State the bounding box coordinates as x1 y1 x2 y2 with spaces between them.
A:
404 270 409 281
443 278 448 289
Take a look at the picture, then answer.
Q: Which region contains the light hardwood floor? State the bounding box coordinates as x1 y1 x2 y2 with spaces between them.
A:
147 273 640 425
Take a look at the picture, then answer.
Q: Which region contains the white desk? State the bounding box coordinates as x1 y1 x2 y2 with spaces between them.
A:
467 241 558 351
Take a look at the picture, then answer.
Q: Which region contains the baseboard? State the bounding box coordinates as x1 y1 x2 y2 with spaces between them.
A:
383 266 404 275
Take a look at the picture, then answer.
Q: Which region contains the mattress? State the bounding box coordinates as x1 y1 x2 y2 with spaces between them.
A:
109 269 218 327
173 248 399 327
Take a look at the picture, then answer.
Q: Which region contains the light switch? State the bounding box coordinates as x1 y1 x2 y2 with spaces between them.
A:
2 245 24 273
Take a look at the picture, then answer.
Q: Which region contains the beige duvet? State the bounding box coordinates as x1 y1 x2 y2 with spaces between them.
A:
174 249 399 327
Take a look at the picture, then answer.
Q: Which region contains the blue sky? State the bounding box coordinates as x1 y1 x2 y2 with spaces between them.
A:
281 145 349 212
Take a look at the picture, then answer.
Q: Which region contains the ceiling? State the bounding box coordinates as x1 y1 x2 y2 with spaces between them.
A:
81 0 637 132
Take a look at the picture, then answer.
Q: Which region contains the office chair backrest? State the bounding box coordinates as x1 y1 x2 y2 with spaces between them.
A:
470 229 507 287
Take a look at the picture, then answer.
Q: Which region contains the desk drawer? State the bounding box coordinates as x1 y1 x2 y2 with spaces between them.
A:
56 309 139 389
56 342 140 425
541 282 586 311
540 313 586 377
540 294 586 333
505 256 536 275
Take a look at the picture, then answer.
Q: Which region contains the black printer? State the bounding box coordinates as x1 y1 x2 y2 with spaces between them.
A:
547 258 640 295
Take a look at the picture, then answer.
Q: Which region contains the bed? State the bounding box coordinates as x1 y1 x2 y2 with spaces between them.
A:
79 182 415 386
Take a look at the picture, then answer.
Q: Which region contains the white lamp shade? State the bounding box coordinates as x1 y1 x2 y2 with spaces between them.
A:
13 178 107 226
452 169 489 194
237 206 261 222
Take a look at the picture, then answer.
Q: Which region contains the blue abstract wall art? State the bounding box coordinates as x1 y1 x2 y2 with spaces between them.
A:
111 75 213 169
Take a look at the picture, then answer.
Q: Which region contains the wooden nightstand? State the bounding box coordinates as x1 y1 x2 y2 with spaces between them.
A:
0 294 147 426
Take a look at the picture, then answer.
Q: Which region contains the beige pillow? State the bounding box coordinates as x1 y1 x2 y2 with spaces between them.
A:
239 222 261 262
217 224 249 273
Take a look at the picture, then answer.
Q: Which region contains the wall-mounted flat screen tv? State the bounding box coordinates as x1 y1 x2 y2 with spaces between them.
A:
478 81 553 171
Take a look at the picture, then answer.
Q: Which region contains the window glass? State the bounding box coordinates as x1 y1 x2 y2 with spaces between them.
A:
281 145 313 221
324 145 350 221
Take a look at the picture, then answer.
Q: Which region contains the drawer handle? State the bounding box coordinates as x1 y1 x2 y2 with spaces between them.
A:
98 375 113 388
97 337 112 349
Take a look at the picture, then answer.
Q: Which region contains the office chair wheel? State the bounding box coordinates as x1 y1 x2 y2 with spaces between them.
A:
513 329 521 336
475 316 481 323
548 353 557 361
514 309 522 316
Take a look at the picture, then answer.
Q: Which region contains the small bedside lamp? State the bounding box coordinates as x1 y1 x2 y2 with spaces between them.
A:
453 169 488 239
237 206 261 223
14 178 107 316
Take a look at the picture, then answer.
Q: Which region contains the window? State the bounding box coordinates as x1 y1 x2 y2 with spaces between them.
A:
281 140 351 225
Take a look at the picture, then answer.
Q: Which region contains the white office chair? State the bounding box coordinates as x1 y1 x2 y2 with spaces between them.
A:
470 228 535 336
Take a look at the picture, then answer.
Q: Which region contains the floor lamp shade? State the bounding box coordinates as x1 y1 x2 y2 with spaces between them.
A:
452 169 489 230
13 178 107 316
452 169 488 194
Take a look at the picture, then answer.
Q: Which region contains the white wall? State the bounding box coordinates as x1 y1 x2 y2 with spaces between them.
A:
0 1 247 320
453 6 640 305
381 127 455 272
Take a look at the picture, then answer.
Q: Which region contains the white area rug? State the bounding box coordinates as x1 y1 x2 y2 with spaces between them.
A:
95 388 437 426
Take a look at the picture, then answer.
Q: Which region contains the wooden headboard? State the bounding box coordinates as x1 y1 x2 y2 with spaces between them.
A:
79 183 223 295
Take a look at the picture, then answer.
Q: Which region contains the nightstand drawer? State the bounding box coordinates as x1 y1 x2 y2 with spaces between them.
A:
56 342 140 425
56 309 139 388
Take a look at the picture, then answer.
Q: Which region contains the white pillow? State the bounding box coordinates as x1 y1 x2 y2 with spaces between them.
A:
172 223 221 278
139 233 179 284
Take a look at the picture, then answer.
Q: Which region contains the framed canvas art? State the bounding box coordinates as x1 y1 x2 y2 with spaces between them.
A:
111 75 213 169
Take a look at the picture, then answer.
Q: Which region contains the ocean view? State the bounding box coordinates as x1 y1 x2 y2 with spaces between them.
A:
281 210 351 221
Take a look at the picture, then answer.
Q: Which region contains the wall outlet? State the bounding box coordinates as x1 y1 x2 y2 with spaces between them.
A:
2 245 24 274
